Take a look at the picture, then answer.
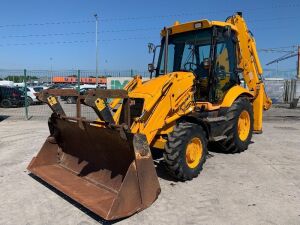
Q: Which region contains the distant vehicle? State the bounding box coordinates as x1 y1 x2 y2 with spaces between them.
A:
80 84 97 89
64 87 95 104
16 86 44 105
14 82 25 87
0 86 25 108
0 80 14 87
48 83 75 89
98 83 107 89
80 84 106 89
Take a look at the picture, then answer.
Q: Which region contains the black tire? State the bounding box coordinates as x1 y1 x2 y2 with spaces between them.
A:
26 97 33 106
164 122 207 181
219 97 253 153
1 99 12 108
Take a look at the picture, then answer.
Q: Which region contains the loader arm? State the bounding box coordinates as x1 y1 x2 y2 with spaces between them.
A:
110 75 143 123
226 13 272 132
110 75 142 109
129 72 195 144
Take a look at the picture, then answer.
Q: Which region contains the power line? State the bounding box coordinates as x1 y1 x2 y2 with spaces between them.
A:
258 45 298 51
1 31 94 39
1 36 297 51
0 3 299 28
266 52 298 65
0 36 157 47
0 20 94 28
248 15 300 23
258 49 296 53
2 15 300 39
98 4 300 22
0 28 160 39
1 22 298 39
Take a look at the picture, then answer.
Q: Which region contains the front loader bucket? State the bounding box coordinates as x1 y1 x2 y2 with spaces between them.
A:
28 117 160 220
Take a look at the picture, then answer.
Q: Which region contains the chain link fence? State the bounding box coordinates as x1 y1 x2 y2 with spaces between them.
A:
0 69 150 120
0 69 298 121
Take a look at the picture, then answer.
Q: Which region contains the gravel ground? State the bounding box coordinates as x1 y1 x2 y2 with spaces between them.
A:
0 106 300 225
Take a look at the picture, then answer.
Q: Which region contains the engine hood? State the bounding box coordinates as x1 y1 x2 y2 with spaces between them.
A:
128 72 195 114
129 72 194 99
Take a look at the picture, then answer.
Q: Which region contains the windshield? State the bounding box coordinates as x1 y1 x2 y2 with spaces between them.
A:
156 28 212 76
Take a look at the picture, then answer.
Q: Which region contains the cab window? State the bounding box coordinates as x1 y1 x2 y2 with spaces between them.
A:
212 29 237 102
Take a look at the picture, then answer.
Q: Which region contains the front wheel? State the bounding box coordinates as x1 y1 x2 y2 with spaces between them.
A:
219 97 254 153
164 122 207 181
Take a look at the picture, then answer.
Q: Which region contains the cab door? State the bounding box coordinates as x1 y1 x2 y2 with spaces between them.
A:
210 27 238 103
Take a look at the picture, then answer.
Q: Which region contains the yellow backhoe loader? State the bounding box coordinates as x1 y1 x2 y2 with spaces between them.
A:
28 12 271 220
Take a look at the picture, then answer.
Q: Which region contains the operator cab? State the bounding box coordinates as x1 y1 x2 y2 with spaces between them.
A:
150 20 240 103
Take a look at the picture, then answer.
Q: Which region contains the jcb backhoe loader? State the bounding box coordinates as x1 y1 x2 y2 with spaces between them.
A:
28 12 271 220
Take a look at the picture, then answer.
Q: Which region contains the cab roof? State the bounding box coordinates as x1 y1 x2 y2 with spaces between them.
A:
161 19 237 36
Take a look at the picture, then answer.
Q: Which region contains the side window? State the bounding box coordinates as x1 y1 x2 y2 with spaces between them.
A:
215 42 230 79
158 44 175 74
213 31 237 102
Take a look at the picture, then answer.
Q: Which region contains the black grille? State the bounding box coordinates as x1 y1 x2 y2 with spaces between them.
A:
130 98 144 118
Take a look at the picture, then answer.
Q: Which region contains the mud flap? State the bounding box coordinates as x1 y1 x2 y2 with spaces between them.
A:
27 117 160 220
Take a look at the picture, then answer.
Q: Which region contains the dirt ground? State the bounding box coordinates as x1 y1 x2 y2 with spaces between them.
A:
0 105 300 225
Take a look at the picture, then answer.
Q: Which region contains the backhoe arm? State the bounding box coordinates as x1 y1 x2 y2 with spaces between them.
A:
226 13 272 132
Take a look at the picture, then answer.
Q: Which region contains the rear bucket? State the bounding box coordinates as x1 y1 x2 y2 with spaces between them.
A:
27 117 160 220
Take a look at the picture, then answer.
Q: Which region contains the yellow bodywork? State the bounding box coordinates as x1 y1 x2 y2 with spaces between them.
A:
27 13 273 220
129 72 195 144
96 13 271 148
159 14 271 132
161 19 238 36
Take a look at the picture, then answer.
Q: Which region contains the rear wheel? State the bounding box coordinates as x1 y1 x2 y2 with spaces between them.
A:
1 99 12 108
219 97 253 153
164 122 207 181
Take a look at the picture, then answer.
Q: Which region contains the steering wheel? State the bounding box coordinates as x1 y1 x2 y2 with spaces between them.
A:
183 62 199 71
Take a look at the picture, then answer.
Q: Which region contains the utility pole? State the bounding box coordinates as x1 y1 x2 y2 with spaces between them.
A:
24 69 28 120
94 14 99 86
50 57 53 84
297 46 300 79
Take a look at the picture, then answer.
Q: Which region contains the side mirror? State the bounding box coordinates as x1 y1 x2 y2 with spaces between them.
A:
148 43 155 54
148 63 155 73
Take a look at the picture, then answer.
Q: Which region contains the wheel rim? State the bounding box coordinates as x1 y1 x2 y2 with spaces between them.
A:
185 137 203 169
238 110 250 141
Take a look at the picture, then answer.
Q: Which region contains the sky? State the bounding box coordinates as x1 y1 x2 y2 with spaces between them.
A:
0 0 299 72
